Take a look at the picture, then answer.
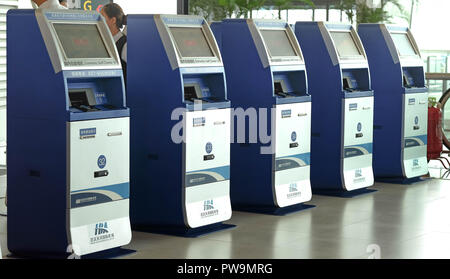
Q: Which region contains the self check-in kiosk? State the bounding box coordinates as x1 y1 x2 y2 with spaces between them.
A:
7 10 131 257
295 22 375 196
213 19 314 214
358 25 428 181
127 15 233 236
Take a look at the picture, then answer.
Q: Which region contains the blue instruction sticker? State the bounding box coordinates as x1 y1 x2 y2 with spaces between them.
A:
80 128 96 137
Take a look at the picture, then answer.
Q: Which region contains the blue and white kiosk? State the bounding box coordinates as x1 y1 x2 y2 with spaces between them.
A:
7 9 132 257
213 19 314 214
127 15 234 236
295 22 375 196
358 24 428 181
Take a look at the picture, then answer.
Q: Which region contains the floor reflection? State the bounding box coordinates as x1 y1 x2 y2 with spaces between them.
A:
2 178 450 259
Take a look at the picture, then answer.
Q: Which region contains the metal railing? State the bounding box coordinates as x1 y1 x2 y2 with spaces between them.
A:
426 72 450 94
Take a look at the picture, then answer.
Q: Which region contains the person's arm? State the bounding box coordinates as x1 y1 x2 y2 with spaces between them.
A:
122 43 127 64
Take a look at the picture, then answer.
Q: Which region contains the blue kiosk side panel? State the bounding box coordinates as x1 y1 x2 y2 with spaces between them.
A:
358 24 405 177
7 9 68 254
294 22 344 189
220 20 277 207
210 22 222 50
127 15 185 227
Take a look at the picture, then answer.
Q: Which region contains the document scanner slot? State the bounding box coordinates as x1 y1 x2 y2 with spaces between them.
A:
184 85 200 102
69 89 99 112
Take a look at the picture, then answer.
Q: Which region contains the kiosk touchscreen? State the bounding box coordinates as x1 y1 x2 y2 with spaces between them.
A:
358 25 428 180
295 22 375 196
7 10 131 257
213 19 314 214
127 15 233 236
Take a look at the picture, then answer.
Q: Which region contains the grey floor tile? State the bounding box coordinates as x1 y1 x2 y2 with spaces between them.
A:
126 238 237 259
3 178 450 259
382 231 450 259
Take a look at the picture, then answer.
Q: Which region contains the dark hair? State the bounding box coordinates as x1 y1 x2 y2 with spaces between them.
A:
102 3 126 29
58 0 67 3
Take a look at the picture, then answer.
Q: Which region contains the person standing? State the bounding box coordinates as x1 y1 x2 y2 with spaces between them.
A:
58 0 68 7
101 3 127 82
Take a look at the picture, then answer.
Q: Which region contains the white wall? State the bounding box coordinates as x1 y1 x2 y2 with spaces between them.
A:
18 0 32 8
409 0 450 51
2 0 30 167
384 0 449 51
19 0 178 13
114 0 177 15
0 109 5 144
0 108 5 165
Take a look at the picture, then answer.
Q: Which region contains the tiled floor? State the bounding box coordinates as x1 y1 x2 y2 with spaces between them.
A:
1 177 450 259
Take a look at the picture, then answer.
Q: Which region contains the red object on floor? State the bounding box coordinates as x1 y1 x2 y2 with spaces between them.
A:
427 106 443 161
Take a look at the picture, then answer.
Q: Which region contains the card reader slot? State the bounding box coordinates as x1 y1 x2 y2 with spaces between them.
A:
70 91 90 107
188 98 210 104
204 154 215 161
343 78 360 92
274 81 293 98
403 75 411 88
94 170 109 178
403 75 419 89
184 85 203 102
342 77 355 91
69 89 100 112
274 81 284 94
205 97 221 102
101 104 117 110
184 86 197 101
74 105 100 112
274 81 300 98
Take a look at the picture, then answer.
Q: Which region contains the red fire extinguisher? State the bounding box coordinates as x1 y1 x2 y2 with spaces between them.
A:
427 97 443 161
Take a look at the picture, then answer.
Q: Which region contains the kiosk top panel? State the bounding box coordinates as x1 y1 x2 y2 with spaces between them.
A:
250 19 303 66
358 24 422 66
36 10 121 72
53 23 110 59
330 31 361 57
260 29 297 57
170 26 215 58
391 32 418 57
323 24 366 64
386 25 422 65
157 14 222 68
